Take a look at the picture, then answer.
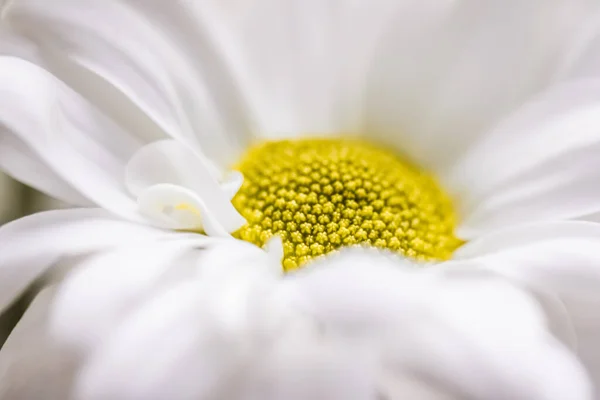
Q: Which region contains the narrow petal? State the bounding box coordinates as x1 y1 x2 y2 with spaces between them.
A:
216 0 361 134
0 56 144 216
0 286 77 400
0 208 185 314
449 80 600 238
365 0 597 173
73 282 231 400
453 221 600 260
188 0 413 136
49 237 279 357
0 135 91 206
50 240 210 355
4 0 255 167
453 221 600 393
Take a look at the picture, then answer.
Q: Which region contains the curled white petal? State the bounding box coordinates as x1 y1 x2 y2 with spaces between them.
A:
138 184 237 237
127 140 246 235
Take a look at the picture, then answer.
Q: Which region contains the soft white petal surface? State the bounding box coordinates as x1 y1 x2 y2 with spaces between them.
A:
0 208 192 314
0 56 143 215
290 251 591 400
453 221 600 395
216 0 413 135
1 1 600 397
365 0 597 172
1 239 270 400
0 286 77 400
450 80 600 238
555 10 600 81
60 240 282 400
4 0 255 167
136 185 208 232
57 247 591 400
50 241 209 355
0 135 89 206
0 53 246 235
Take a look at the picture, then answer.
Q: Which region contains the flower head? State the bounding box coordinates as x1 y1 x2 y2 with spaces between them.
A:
1 0 600 398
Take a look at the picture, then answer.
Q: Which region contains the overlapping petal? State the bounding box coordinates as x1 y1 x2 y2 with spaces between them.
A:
453 221 600 393
0 56 143 214
0 286 75 400
58 248 593 400
364 0 598 173
3 0 255 167
0 1 599 399
0 208 203 314
449 80 600 238
4 223 600 399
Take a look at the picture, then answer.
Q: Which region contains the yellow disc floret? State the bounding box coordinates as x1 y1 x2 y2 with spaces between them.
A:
232 138 462 271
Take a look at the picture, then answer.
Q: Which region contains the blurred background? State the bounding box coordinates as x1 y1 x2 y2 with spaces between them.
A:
0 173 63 347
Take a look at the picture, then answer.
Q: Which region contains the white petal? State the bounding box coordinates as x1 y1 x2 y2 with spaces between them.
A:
235 325 375 400
205 0 413 136
69 246 593 400
365 0 597 173
554 10 600 81
137 185 205 230
0 135 91 206
195 236 283 279
126 139 246 234
137 184 238 236
405 276 592 400
0 56 146 216
454 221 600 394
450 80 600 238
71 240 284 400
5 0 254 167
0 26 38 60
223 0 356 135
50 240 209 355
75 277 281 399
49 235 268 376
0 208 182 314
453 221 600 260
0 286 77 400
0 30 145 206
73 282 227 400
377 374 460 400
221 171 244 199
289 249 592 400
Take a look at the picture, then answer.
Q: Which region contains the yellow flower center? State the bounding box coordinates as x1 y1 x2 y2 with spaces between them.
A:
232 138 462 270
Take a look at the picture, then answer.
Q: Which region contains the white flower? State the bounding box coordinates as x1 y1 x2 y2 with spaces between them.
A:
2 0 600 398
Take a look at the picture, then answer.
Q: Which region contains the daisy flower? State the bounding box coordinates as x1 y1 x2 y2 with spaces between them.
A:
2 0 600 398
